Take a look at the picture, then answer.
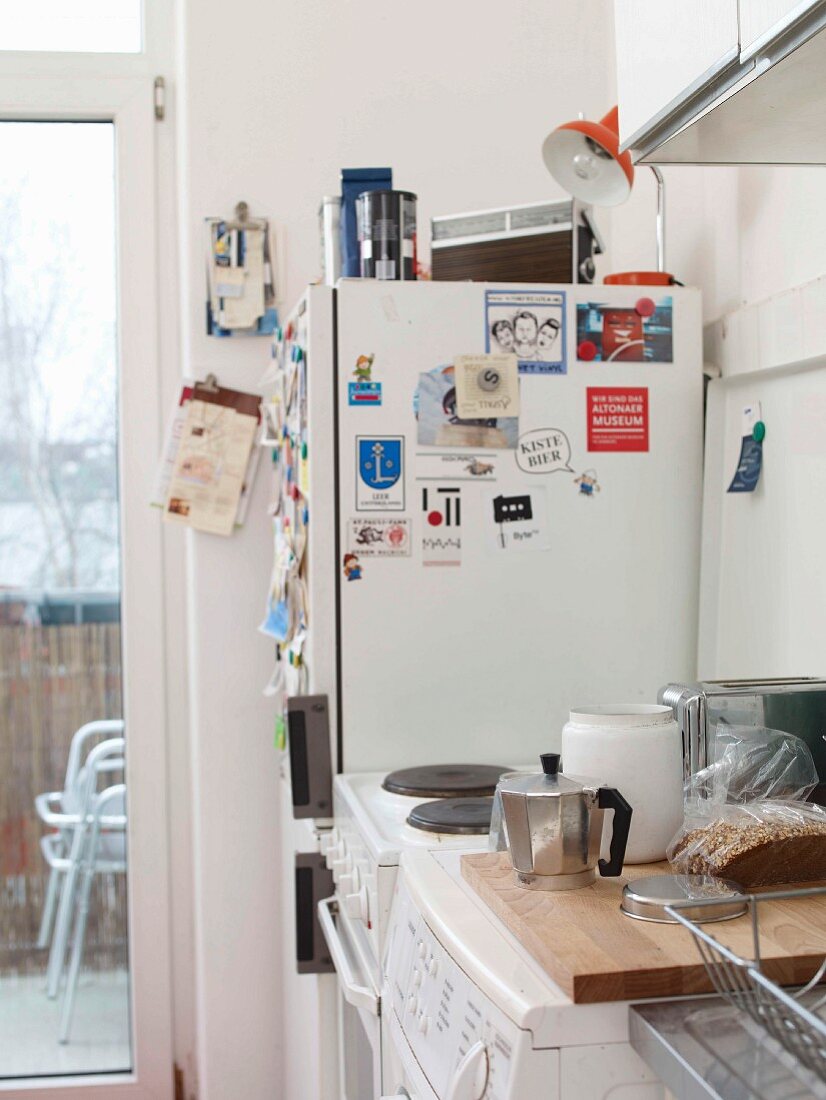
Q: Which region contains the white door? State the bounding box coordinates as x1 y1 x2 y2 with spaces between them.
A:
0 11 174 1094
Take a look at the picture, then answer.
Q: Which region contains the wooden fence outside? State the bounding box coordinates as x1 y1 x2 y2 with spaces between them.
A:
0 622 127 976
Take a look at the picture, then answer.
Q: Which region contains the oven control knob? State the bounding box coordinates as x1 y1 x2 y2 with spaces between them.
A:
331 854 353 883
338 867 360 895
445 1040 488 1100
326 839 345 870
343 885 369 922
319 828 338 858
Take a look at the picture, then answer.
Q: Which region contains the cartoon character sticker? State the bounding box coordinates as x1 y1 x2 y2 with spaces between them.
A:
343 553 362 581
574 469 601 497
348 518 411 556
353 354 374 381
349 353 382 405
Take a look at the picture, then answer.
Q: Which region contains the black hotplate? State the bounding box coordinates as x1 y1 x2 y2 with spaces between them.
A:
407 796 494 836
382 763 508 799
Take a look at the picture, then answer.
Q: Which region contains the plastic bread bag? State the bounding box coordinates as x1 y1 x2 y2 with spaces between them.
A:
666 727 825 888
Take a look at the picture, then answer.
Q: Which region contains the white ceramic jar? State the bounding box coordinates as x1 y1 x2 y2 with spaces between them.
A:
561 704 683 864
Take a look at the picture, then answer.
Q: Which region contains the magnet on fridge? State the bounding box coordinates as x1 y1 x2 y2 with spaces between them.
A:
635 297 656 318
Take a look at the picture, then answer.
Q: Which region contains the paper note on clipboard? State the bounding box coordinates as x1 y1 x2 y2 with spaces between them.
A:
154 375 262 535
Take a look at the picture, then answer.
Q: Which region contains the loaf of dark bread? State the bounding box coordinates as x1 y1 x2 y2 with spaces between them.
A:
670 815 826 888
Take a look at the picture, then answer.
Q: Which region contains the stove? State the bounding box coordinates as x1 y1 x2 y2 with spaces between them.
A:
325 766 512 972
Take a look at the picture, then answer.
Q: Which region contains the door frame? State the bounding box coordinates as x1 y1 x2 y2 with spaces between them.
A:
0 78 174 1099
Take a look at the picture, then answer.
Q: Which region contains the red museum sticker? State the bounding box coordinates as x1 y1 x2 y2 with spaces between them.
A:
587 387 649 452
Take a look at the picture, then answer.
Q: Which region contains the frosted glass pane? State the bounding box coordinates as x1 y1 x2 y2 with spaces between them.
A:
0 0 141 53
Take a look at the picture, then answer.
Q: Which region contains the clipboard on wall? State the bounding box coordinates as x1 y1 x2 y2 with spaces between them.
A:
206 202 278 336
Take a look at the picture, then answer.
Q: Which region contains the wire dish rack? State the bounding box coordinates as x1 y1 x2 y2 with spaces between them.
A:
665 886 826 1081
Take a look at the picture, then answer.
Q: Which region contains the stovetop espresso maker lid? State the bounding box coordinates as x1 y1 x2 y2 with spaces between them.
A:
382 763 508 799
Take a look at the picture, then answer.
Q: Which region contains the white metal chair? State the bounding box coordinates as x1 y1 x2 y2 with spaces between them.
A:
59 781 127 1044
34 719 125 950
42 737 126 1000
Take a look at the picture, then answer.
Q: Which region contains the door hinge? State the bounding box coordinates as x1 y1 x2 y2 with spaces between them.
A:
154 76 166 121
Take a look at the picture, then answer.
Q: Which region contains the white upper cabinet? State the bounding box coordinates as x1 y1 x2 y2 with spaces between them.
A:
614 0 826 163
614 0 740 148
739 0 821 59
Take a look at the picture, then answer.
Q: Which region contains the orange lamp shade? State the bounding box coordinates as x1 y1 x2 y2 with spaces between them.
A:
542 106 634 207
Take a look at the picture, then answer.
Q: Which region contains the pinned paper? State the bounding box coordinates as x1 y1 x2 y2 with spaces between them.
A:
728 401 764 493
485 289 566 375
454 354 519 419
416 365 518 450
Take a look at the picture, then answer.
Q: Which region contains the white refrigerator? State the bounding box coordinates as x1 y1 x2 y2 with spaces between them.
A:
268 278 703 772
269 278 702 1099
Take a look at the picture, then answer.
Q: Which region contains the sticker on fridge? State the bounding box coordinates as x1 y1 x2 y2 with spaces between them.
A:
415 451 498 481
576 297 673 362
421 486 461 566
487 487 550 552
484 289 566 375
356 436 405 511
515 428 574 475
348 353 382 406
587 388 649 452
415 364 518 450
348 517 412 556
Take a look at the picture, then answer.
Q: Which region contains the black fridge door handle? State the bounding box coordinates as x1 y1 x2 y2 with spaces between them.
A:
597 787 633 877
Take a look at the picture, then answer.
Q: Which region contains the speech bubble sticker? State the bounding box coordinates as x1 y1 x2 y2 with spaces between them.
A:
515 428 574 474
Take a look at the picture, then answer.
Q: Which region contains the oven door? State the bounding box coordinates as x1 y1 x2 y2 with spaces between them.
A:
318 897 382 1099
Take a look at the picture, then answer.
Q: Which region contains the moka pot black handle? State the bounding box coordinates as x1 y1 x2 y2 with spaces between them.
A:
597 787 633 877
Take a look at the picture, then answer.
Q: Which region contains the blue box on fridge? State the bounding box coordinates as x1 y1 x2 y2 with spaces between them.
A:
340 167 392 277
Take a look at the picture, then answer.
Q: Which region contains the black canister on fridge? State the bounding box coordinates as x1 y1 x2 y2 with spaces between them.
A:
357 190 417 280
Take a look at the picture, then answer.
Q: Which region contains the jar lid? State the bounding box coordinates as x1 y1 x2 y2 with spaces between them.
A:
569 704 674 728
621 874 747 924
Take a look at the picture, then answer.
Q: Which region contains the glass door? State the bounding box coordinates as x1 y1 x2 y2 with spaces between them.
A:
0 68 173 1099
0 120 128 1078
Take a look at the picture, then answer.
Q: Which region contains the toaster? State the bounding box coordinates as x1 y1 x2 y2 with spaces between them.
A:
659 678 826 785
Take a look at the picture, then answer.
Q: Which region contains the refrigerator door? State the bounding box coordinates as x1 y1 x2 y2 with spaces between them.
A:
335 281 703 771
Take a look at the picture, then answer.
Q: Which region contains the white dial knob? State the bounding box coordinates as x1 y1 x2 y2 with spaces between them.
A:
331 854 352 883
445 1040 488 1100
319 828 338 858
343 884 369 922
338 867 360 895
325 838 345 870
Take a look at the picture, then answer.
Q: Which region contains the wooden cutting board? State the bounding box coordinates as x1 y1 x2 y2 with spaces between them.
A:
461 852 826 1004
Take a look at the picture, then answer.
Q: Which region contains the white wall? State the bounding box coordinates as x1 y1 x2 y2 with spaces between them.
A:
174 2 618 1098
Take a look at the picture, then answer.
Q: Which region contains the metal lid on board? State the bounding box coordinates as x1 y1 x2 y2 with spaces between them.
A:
621 874 747 924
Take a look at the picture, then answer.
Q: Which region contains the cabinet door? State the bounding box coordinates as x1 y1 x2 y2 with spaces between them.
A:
614 0 740 147
739 0 821 59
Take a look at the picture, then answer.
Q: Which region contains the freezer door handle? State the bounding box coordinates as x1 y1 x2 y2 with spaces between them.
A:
317 897 379 1017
